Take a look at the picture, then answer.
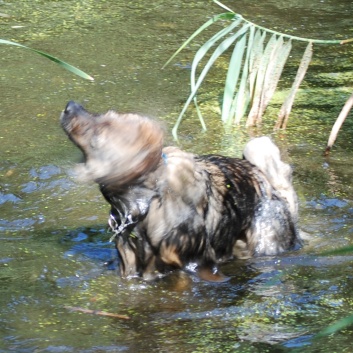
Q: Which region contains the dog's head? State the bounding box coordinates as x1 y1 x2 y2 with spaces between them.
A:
60 101 164 186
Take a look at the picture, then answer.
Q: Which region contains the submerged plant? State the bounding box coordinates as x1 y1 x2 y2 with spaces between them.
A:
165 0 353 139
0 39 94 81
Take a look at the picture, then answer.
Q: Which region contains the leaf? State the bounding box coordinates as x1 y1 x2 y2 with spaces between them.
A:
257 37 292 122
325 92 353 155
213 0 236 13
168 9 349 138
316 313 353 338
192 22 248 129
232 24 255 124
276 41 313 129
320 245 353 256
162 12 235 69
246 33 278 126
0 39 94 81
248 30 266 100
172 17 244 139
190 16 243 95
221 24 250 123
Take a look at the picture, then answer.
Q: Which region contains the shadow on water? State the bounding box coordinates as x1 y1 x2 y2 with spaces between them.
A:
1 0 353 352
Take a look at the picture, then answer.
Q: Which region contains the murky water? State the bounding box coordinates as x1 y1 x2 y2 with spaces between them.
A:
1 0 353 352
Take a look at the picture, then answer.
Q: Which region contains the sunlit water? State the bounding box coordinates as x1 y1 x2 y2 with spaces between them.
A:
1 0 353 352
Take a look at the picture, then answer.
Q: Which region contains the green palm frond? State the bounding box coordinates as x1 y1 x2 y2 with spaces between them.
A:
275 41 313 129
165 1 353 139
0 39 94 81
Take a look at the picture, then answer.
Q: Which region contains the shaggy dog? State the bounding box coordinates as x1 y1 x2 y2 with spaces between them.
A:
61 101 301 281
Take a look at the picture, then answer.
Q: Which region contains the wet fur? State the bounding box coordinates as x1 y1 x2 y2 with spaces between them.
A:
61 101 301 281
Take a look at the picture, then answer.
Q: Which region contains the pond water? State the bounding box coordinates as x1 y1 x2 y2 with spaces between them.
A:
1 0 353 352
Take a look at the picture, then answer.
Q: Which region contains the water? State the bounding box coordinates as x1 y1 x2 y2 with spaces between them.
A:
1 0 353 352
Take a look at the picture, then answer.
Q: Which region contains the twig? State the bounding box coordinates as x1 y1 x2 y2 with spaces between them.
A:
64 306 130 320
324 92 353 156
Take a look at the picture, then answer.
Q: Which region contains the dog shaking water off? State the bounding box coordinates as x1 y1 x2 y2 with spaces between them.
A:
61 101 301 281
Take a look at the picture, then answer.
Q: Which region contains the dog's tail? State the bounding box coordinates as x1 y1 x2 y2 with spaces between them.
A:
243 136 298 223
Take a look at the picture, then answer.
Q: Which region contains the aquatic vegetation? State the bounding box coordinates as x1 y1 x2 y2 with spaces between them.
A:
165 0 353 139
0 39 94 81
325 92 353 155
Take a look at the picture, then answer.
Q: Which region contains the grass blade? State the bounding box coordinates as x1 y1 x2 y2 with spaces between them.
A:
0 39 94 81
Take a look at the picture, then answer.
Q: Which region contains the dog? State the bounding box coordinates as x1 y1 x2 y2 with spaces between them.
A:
60 101 301 281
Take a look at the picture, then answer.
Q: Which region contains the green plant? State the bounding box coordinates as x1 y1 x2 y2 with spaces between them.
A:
313 245 353 338
0 39 94 81
325 92 353 155
165 0 353 139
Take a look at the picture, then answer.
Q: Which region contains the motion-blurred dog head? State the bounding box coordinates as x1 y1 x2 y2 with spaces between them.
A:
61 101 164 187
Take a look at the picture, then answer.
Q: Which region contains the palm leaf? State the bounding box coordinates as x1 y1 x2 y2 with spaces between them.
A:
246 33 278 126
0 39 94 81
248 30 266 103
276 41 313 129
257 37 292 123
172 17 244 138
229 26 255 124
221 24 250 123
232 25 255 124
165 1 353 138
190 17 243 111
213 0 235 13
162 12 235 69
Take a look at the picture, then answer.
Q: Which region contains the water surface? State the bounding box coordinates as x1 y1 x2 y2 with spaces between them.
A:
1 0 353 352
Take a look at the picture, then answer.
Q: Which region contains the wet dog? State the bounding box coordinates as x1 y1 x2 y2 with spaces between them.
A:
60 101 301 281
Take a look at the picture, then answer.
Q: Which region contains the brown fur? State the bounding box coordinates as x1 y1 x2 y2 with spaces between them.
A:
61 101 301 281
